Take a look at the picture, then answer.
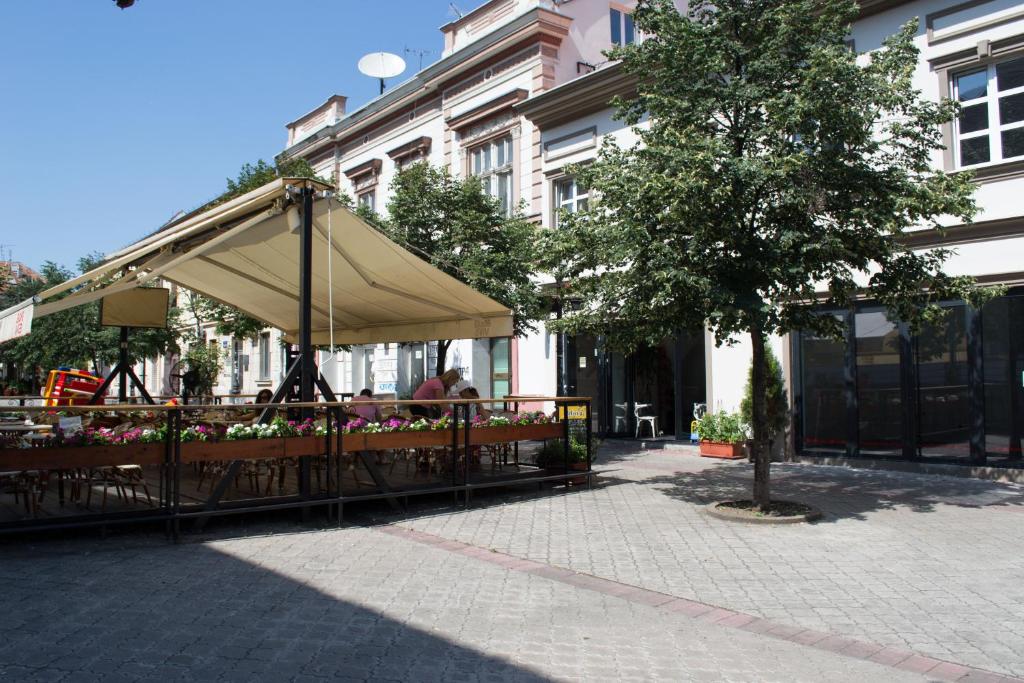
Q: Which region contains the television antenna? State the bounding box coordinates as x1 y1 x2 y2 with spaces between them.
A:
404 46 432 71
358 52 406 95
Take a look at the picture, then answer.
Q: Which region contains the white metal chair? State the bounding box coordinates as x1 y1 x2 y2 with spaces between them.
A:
634 403 657 438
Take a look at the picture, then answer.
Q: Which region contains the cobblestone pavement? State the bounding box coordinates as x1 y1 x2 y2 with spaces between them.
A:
387 443 1024 678
0 523 926 683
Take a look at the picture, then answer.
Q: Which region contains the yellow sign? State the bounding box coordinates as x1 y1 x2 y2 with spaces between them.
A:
558 404 588 420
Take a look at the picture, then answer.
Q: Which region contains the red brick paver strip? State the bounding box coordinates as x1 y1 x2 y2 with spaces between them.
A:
377 523 1024 683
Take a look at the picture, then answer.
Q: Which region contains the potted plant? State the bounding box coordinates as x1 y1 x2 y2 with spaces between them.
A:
696 411 748 459
534 437 595 484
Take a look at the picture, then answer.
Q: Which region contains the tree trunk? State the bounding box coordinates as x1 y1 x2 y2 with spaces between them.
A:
750 326 771 511
435 339 452 377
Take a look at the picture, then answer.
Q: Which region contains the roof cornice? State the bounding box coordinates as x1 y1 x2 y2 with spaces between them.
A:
516 61 636 128
279 7 570 162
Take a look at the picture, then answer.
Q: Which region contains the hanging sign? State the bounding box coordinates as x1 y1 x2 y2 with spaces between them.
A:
557 404 588 420
0 298 34 343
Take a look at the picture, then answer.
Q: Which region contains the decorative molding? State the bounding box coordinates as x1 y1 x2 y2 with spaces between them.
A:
343 158 382 192
900 215 1024 248
279 8 570 163
516 62 637 129
543 126 598 163
959 158 1024 183
387 136 432 163
447 89 529 133
929 32 1024 71
926 0 1024 46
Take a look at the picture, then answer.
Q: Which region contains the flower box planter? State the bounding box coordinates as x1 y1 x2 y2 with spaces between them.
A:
699 440 746 459
285 435 326 458
0 443 164 470
470 422 561 445
350 430 452 452
180 438 286 463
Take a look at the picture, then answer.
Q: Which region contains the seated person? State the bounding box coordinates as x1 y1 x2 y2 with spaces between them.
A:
349 388 381 423
459 386 491 421
411 369 460 418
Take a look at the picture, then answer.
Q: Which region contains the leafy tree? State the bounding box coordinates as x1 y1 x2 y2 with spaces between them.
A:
378 162 542 375
0 255 180 390
542 0 992 510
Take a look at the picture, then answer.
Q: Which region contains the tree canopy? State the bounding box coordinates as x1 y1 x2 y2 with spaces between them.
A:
542 0 990 508
0 255 180 388
375 162 542 375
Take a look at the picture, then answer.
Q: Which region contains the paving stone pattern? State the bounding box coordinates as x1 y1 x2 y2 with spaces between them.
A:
393 444 1024 678
0 523 923 682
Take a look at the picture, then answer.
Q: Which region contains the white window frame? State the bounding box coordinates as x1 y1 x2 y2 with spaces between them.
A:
552 176 589 226
610 6 635 47
952 55 1024 169
470 135 514 216
258 331 271 381
357 189 376 212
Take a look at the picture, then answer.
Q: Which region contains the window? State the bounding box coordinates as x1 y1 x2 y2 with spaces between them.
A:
490 337 511 400
357 190 376 212
258 332 271 381
471 135 514 216
953 55 1024 168
553 177 589 226
610 7 635 46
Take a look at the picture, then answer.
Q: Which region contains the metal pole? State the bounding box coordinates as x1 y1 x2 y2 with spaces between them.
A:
298 186 314 506
463 403 471 506
585 398 593 490
562 399 570 483
118 326 129 404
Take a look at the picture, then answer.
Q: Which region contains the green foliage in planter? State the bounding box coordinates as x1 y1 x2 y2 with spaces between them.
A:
534 437 596 467
740 344 788 441
697 412 748 445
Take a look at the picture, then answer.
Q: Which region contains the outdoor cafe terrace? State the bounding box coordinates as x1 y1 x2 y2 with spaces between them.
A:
0 396 593 536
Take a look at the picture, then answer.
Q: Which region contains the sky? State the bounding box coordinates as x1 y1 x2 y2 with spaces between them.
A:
0 0 463 272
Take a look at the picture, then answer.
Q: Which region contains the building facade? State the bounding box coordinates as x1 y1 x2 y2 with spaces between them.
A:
519 0 1024 461
141 0 1021 464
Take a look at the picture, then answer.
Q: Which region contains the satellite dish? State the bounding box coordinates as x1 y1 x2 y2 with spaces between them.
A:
358 52 406 94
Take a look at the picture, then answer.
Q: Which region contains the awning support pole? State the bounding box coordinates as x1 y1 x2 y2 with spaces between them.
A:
88 326 154 406
298 186 315 510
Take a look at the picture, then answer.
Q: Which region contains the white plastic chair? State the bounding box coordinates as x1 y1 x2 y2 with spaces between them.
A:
634 403 657 438
614 403 629 433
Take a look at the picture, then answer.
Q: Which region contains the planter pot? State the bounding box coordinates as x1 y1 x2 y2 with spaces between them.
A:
470 422 561 444
699 440 746 459
285 435 325 458
0 443 163 470
181 438 285 463
544 461 589 485
357 430 452 452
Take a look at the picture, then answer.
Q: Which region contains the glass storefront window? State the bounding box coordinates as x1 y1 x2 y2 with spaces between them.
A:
917 305 970 460
983 295 1024 464
800 325 847 453
855 310 903 456
795 291 1024 466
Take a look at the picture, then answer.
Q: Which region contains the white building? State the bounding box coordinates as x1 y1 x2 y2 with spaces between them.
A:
146 0 1021 467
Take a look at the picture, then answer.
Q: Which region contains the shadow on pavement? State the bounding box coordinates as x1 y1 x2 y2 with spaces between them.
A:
0 539 551 681
625 460 1024 521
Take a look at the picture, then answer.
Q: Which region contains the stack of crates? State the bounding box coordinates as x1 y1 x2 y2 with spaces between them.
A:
43 368 105 407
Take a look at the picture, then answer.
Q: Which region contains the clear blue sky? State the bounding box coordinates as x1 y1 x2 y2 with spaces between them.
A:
0 0 460 272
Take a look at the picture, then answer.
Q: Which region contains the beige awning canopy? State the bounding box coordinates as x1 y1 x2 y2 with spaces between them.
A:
34 177 514 345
